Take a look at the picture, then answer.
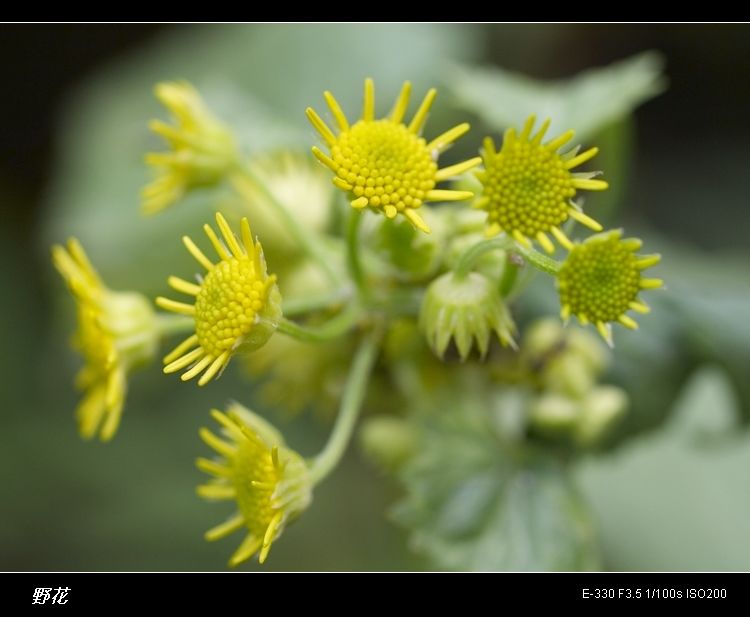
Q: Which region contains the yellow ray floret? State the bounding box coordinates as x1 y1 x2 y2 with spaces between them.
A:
197 405 312 566
52 238 158 441
156 212 282 386
307 78 481 234
556 229 663 347
476 115 608 253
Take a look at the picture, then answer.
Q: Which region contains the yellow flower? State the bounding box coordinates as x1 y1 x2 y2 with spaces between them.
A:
475 115 608 252
142 81 238 215
307 78 481 234
197 404 312 566
156 212 282 386
52 239 158 441
556 230 663 345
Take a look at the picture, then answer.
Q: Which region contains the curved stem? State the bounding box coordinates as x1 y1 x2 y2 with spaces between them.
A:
454 236 513 279
454 235 561 279
277 304 361 343
346 209 368 299
309 331 380 484
230 167 339 284
514 243 561 276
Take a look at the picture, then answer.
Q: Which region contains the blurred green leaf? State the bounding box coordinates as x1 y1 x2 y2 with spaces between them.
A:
577 365 750 570
392 400 599 571
629 231 750 425
447 51 666 141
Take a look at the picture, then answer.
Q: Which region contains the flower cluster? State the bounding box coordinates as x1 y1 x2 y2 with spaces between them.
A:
50 76 663 568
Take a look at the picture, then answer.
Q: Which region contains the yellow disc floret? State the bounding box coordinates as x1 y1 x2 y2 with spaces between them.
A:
557 230 663 345
476 115 608 253
193 260 270 357
196 404 312 566
157 212 282 386
307 78 481 234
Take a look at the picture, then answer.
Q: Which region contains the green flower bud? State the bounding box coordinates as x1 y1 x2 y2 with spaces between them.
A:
529 393 580 433
420 271 516 361
523 318 608 398
575 385 628 446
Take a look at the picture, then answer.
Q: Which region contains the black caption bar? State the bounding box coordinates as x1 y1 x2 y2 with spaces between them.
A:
5 572 747 609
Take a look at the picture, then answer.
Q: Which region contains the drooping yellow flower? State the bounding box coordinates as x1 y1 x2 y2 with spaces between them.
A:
142 81 238 215
556 230 663 346
156 212 282 386
475 115 608 253
307 78 481 234
52 239 158 441
197 404 312 566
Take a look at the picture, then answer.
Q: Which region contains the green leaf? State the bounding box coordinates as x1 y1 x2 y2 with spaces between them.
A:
576 366 750 570
447 51 666 141
615 230 750 428
392 399 599 571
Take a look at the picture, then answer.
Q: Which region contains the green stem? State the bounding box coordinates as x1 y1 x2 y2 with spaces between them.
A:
155 314 194 337
498 257 520 297
454 236 513 279
277 304 361 343
282 287 352 317
514 242 561 276
230 167 338 284
454 236 561 278
346 209 368 299
309 331 380 484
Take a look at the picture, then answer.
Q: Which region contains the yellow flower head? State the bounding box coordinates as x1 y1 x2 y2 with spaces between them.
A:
143 81 238 215
197 404 312 566
156 212 282 386
307 78 481 234
475 115 608 253
52 239 158 441
556 230 663 346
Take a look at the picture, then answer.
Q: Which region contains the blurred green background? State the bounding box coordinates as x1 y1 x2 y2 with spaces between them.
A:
2 23 750 571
